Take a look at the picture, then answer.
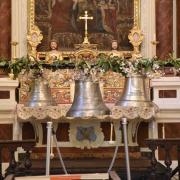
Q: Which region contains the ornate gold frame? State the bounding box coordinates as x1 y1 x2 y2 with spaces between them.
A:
27 0 143 58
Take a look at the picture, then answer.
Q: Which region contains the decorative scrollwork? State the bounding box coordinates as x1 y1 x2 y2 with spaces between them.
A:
27 25 43 58
128 26 144 59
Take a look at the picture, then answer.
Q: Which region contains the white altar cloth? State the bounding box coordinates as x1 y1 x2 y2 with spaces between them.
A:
15 173 109 180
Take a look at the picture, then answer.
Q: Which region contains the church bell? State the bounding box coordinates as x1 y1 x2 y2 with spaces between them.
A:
25 77 56 107
116 74 154 107
66 80 110 117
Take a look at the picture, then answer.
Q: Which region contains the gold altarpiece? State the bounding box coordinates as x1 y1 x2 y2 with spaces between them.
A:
27 0 142 57
25 0 143 105
18 0 147 153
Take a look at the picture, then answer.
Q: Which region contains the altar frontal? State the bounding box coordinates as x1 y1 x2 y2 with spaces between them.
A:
15 173 109 180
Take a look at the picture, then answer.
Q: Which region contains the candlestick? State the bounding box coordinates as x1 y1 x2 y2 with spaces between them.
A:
9 42 18 79
11 41 18 61
151 33 159 46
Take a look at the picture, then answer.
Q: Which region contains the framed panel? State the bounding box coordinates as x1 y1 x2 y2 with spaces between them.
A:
27 0 141 56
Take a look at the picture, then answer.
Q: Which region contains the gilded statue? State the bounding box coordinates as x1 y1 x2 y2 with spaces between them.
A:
45 39 63 63
111 40 121 56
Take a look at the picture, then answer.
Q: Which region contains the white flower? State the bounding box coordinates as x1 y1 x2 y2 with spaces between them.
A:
153 64 159 70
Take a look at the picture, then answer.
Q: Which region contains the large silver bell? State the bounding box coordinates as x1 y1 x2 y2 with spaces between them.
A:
66 80 110 117
116 74 154 107
25 77 56 107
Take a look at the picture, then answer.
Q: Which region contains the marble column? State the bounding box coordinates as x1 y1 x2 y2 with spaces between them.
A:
0 0 11 59
177 0 180 57
141 0 156 58
11 0 27 58
156 0 173 59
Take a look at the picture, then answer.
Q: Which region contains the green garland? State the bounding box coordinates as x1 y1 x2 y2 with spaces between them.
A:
0 54 180 78
0 57 10 75
0 57 9 66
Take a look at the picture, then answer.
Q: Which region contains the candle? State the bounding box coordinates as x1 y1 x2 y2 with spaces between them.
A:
162 123 165 139
11 42 18 60
109 123 114 144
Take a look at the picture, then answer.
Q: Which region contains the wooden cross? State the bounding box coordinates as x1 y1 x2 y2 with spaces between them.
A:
79 11 93 44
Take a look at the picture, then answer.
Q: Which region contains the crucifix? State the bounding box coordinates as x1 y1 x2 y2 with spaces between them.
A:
79 11 93 44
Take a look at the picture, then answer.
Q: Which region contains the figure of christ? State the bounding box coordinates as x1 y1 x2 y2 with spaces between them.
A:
71 0 97 32
51 0 95 32
97 0 118 34
36 0 134 50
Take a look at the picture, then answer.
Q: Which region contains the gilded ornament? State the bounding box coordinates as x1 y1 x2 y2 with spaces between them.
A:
27 25 43 58
27 0 142 58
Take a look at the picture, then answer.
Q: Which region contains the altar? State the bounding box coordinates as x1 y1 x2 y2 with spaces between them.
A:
1 0 180 179
0 0 160 179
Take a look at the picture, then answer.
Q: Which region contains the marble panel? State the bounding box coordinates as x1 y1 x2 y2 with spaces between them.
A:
0 0 11 58
156 0 173 59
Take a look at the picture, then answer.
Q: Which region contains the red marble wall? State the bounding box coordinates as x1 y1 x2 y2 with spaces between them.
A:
156 0 173 59
0 1 12 163
177 0 180 57
0 0 11 59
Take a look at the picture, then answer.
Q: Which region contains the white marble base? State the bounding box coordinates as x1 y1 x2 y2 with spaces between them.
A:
150 77 180 162
0 78 19 135
0 78 18 110
0 78 18 116
151 77 180 109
